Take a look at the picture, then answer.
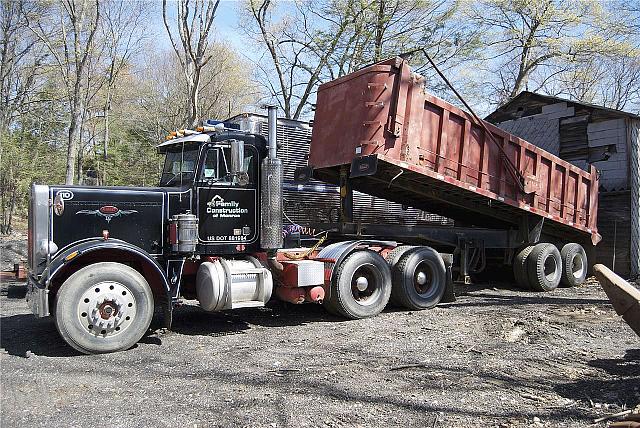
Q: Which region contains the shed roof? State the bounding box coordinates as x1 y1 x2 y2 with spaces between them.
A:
486 91 640 124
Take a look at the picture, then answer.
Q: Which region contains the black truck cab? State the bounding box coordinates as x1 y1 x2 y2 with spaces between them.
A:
158 130 268 256
26 127 274 345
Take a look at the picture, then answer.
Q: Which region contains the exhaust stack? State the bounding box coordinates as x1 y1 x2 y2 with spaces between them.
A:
260 105 283 250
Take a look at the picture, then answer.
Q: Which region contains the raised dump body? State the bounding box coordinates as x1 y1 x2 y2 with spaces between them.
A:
309 57 600 245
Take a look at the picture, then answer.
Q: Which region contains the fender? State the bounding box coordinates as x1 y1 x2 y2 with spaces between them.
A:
43 238 171 297
316 239 397 297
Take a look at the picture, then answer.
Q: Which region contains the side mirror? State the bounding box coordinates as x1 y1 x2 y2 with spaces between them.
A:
229 139 249 186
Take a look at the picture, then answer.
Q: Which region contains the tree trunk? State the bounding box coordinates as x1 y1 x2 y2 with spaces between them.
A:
65 108 81 185
102 91 111 186
374 0 385 62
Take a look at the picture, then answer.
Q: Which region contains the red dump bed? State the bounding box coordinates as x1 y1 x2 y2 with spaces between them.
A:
309 57 600 244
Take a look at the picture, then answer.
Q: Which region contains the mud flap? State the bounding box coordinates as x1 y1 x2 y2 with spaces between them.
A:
163 303 174 330
440 253 456 303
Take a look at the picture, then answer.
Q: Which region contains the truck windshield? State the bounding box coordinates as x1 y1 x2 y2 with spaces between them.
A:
160 146 199 187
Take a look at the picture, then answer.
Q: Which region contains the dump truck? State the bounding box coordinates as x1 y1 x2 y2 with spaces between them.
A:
26 57 599 354
304 57 600 289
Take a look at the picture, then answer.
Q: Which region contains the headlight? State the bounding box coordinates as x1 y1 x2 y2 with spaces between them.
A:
38 240 58 257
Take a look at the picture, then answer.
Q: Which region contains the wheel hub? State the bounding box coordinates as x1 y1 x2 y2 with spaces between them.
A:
350 263 379 304
413 262 434 295
355 276 369 291
78 281 136 336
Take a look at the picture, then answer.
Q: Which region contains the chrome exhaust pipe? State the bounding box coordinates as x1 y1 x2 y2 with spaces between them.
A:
267 105 277 159
260 105 283 251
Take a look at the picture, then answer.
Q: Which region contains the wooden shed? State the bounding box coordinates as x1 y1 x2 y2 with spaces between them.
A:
487 92 640 278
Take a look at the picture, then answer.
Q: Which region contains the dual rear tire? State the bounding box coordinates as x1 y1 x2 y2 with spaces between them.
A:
389 247 447 310
513 243 587 291
323 246 447 319
324 250 392 319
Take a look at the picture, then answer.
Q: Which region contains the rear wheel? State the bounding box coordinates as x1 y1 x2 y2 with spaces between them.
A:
385 245 416 306
391 247 446 310
325 250 392 319
54 262 154 354
513 246 534 289
560 243 587 287
526 243 562 292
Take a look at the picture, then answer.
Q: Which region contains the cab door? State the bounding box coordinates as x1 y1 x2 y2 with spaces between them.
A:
195 142 259 250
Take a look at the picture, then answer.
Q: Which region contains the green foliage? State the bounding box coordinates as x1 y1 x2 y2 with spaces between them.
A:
102 127 162 188
0 130 66 232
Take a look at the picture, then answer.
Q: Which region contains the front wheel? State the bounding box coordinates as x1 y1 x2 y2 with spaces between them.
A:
55 262 154 354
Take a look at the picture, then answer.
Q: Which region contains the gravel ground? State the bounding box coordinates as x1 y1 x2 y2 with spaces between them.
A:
0 232 27 272
1 273 639 428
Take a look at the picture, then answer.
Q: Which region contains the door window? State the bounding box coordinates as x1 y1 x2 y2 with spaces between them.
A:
199 145 256 185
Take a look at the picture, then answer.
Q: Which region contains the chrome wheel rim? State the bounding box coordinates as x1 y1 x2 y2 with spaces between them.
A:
350 263 380 305
571 253 584 279
77 281 137 337
413 261 434 295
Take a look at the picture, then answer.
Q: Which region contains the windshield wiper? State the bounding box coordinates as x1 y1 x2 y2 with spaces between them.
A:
162 171 192 186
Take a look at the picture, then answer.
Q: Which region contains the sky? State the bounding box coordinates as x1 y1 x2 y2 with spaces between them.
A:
156 0 263 62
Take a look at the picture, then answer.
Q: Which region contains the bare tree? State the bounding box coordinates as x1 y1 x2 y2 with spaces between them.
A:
162 0 220 128
531 0 640 113
244 0 355 119
98 0 147 184
244 0 476 119
28 0 101 184
467 0 612 103
0 0 48 133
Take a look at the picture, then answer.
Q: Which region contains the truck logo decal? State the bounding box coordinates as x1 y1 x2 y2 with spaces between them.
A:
57 190 74 201
76 206 138 223
206 195 248 218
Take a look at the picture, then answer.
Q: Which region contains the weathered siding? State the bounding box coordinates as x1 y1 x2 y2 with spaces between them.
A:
496 102 576 156
630 118 640 277
596 191 632 276
588 118 629 191
491 94 638 277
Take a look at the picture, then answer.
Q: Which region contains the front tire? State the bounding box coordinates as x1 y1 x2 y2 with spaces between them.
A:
325 250 392 319
55 262 154 354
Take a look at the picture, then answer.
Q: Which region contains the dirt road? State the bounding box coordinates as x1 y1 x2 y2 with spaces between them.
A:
1 276 638 428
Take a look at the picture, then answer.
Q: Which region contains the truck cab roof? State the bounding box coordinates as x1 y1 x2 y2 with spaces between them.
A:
156 129 268 156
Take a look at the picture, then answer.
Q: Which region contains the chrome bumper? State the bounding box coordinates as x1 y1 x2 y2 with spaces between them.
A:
26 278 49 317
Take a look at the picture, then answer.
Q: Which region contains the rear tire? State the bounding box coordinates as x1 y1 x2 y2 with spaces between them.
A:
560 243 587 287
513 246 534 290
391 246 446 310
385 245 416 306
55 262 154 354
324 250 392 319
526 244 562 292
